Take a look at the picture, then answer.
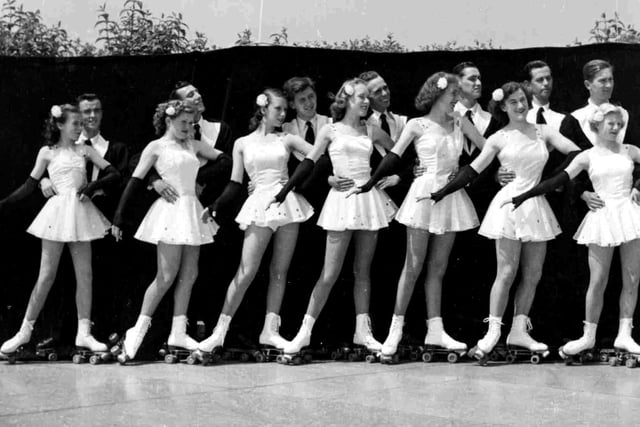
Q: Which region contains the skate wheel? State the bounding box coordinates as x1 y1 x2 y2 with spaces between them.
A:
530 354 541 364
422 352 433 363
409 351 419 362
48 352 58 362
72 354 84 364
599 352 609 363
365 354 376 363
275 355 285 364
164 354 177 364
108 332 119 344
609 356 618 367
583 352 593 362
158 348 167 358
348 352 359 362
240 352 250 363
303 353 313 363
489 351 500 361
330 350 340 360
7 356 16 365
186 355 197 365
89 355 101 365
447 352 459 364
505 354 516 364
292 356 302 365
626 358 637 369
117 353 128 365
255 352 266 363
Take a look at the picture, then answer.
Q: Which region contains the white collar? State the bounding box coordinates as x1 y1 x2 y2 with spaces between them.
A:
531 99 551 111
77 132 106 145
371 109 394 121
454 101 483 116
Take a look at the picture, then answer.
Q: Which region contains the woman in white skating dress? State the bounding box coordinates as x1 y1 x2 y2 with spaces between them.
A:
506 103 640 359
279 78 397 356
111 100 223 362
422 81 580 361
197 89 314 355
357 72 484 358
1 104 118 356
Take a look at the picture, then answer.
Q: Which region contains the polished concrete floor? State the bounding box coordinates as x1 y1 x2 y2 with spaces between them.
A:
1 357 640 426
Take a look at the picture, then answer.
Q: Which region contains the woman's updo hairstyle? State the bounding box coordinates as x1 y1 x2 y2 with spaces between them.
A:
583 59 613 82
414 72 458 113
587 102 625 133
43 103 79 146
248 88 286 131
152 100 193 136
329 78 365 122
487 81 531 127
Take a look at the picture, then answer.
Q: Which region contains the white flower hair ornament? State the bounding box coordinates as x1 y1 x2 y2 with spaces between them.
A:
343 84 355 96
591 110 605 123
256 94 269 107
491 88 505 102
50 105 62 118
436 77 448 90
165 105 176 117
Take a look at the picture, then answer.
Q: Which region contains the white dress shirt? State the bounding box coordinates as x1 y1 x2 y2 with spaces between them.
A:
527 99 565 131
283 114 332 160
366 109 407 155
454 101 491 155
196 117 222 166
77 132 108 182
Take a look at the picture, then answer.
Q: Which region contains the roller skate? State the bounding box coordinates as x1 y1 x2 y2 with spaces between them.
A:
192 314 230 365
255 312 289 362
608 318 640 368
379 314 404 364
421 317 468 364
558 321 597 365
467 316 502 365
158 315 200 365
117 315 151 365
71 319 114 365
1 319 39 364
504 315 550 364
346 313 382 363
279 314 314 365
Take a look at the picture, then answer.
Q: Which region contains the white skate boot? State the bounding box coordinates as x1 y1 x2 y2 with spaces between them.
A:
559 321 597 363
614 318 640 354
167 315 199 351
198 314 231 355
469 316 502 363
353 313 382 352
119 315 151 363
258 312 289 350
1 319 34 355
280 315 314 364
505 315 549 362
422 317 467 363
380 314 404 362
75 319 108 352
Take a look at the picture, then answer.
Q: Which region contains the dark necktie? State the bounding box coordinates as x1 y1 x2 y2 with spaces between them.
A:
464 110 475 154
84 138 94 181
379 113 391 136
193 123 201 140
304 121 315 144
536 107 547 124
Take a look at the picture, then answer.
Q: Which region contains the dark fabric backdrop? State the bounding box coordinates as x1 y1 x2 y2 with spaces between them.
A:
1 44 639 356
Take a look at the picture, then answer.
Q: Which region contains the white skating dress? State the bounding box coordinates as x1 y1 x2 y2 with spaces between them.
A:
479 127 561 241
574 146 640 246
235 132 314 231
135 139 217 245
317 125 397 231
395 117 479 233
27 146 110 242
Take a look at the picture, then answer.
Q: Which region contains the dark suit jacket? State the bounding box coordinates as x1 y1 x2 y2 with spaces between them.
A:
91 140 129 220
